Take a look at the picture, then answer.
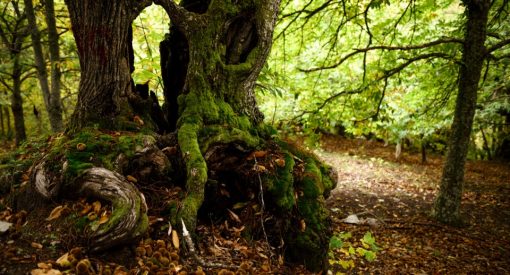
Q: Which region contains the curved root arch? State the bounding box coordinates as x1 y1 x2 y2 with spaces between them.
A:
32 160 148 251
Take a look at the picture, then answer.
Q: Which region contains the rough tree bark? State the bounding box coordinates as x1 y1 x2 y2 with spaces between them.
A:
432 0 490 225
65 0 152 131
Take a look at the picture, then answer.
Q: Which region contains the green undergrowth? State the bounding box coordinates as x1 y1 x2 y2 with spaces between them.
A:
0 136 49 193
329 231 380 272
45 128 149 181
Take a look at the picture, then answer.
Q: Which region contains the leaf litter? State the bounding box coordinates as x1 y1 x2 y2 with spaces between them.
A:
0 134 508 274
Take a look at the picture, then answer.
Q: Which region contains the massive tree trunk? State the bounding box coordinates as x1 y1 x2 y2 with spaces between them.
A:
65 0 151 131
26 0 335 271
432 0 490 225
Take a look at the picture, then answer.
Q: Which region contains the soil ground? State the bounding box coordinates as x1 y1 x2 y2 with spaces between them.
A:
1 134 509 274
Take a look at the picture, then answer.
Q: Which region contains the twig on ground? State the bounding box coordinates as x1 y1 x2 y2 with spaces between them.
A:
181 219 237 269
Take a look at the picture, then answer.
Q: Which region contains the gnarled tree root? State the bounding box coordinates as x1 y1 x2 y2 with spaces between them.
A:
32 159 148 252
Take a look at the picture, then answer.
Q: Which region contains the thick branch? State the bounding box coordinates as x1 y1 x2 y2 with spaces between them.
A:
301 38 462 72
154 0 197 33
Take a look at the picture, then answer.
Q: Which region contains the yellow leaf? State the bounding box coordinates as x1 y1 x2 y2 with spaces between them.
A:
126 175 138 183
98 212 109 224
172 230 179 249
31 242 43 249
92 201 101 214
56 253 71 268
87 212 97 221
80 204 92 216
254 164 266 172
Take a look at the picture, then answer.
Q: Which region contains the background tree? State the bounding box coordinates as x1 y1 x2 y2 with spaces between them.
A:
262 0 509 224
24 0 64 133
0 0 32 145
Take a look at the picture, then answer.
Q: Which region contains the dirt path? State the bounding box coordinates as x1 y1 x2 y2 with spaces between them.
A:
319 135 510 274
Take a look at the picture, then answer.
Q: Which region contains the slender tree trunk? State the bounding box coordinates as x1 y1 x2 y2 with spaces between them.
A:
0 106 4 137
24 0 62 133
44 0 64 132
11 54 27 145
65 0 151 131
432 0 490 225
5 106 12 140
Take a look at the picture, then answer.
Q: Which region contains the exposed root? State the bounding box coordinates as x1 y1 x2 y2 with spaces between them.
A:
75 168 148 251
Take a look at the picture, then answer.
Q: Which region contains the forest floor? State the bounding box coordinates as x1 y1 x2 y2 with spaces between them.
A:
0 134 509 274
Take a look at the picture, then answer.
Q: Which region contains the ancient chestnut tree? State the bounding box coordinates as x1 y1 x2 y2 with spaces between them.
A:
22 0 335 271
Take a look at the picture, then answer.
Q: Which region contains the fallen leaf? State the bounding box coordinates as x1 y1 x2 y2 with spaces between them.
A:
87 212 97 221
56 253 71 268
46 205 65 221
227 209 241 223
172 230 179 249
92 201 101 214
254 164 266 172
37 263 51 269
133 116 144 126
98 212 109 224
76 143 86 151
80 204 92 216
30 269 62 275
299 219 306 232
274 158 285 167
247 151 267 160
31 242 43 249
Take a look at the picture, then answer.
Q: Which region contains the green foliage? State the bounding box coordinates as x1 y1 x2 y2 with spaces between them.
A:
329 231 380 272
256 0 510 158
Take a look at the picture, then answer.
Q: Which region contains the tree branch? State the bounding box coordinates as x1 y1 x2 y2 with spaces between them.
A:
291 88 363 121
300 38 462 72
486 38 510 54
154 0 197 33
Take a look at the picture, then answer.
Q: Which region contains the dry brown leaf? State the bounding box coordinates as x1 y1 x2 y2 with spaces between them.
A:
46 205 65 221
31 242 43 249
30 269 62 275
56 253 71 268
87 212 97 221
76 143 86 151
274 158 285 167
254 164 266 172
37 262 51 269
133 115 144 126
227 209 241 223
80 204 92 216
92 201 101 214
172 230 180 249
299 219 306 232
98 212 109 224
